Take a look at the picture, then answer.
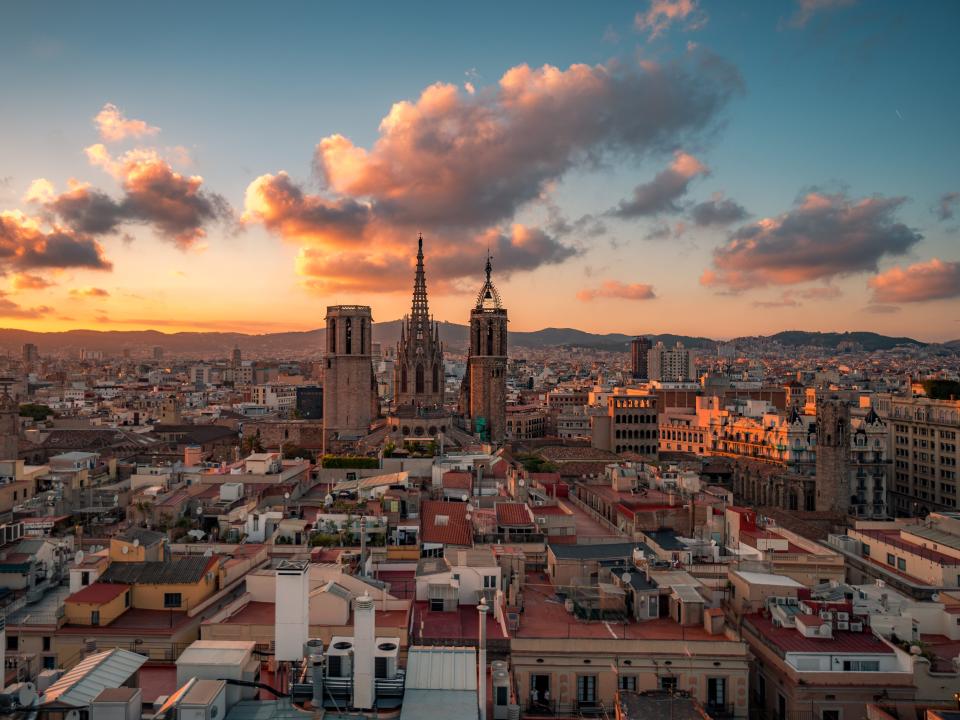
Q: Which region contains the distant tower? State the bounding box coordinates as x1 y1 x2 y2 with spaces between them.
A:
0 391 19 460
22 343 39 366
323 305 376 441
631 337 651 379
232 346 242 369
394 236 445 408
815 399 852 513
460 255 508 443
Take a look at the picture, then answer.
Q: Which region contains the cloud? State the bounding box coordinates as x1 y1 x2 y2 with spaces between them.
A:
863 304 900 314
577 280 657 302
0 292 51 318
611 151 707 218
34 147 230 249
69 286 111 298
689 193 749 226
247 55 740 292
751 285 841 308
868 258 960 303
786 0 857 28
10 273 53 290
701 191 921 291
0 210 112 273
635 0 707 39
936 192 959 221
94 103 160 142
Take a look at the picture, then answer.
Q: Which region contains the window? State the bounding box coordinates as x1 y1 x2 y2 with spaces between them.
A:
708 678 726 708
897 558 906 571
757 675 765 701
618 675 637 691
660 676 677 692
842 660 879 671
91 610 100 626
42 636 51 652
124 591 130 608
576 675 597 705
164 593 182 608
483 575 496 589
81 571 90 586
6 635 18 651
822 711 840 720
886 553 895 566
43 656 56 670
429 598 444 612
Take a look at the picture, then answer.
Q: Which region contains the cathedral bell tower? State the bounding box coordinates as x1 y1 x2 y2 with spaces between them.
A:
460 255 508 443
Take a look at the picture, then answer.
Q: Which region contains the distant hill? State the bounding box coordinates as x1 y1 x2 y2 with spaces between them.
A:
0 325 930 357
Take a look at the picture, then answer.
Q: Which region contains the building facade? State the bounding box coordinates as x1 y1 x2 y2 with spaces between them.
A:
630 336 651 379
460 256 508 443
647 341 694 382
322 305 376 442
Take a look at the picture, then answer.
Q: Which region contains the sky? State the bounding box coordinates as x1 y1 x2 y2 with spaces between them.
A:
1 0 958 341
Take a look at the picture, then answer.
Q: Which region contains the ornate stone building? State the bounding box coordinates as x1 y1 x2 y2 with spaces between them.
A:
322 305 376 443
0 391 18 460
394 236 444 409
460 256 508 443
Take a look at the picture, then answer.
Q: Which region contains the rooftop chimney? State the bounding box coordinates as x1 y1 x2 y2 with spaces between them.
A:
275 560 309 662
352 595 376 709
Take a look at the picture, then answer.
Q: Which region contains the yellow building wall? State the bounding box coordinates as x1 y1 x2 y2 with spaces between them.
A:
109 539 147 563
131 576 216 611
64 589 130 626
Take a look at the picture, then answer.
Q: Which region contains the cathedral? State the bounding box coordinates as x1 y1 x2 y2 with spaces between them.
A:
394 235 445 409
459 254 508 443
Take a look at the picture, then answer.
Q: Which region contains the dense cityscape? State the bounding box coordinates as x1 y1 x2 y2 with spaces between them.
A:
2 1 960 719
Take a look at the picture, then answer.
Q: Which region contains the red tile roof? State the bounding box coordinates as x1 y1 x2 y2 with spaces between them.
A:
65 582 129 604
442 471 473 491
421 500 472 547
495 502 534 528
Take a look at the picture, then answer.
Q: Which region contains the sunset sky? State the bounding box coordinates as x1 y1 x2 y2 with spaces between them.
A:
1 1 958 341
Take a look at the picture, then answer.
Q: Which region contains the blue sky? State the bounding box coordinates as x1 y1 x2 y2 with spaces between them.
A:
1 1 958 340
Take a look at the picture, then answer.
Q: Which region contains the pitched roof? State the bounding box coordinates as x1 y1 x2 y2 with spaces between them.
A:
495 502 534 528
100 556 217 585
66 583 129 605
117 528 166 547
421 501 472 547
442 471 473 491
41 649 146 708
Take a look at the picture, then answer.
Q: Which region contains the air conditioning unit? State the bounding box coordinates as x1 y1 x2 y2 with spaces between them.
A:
536 517 546 525
820 611 833 620
837 612 849 621
837 621 849 630
850 622 863 632
374 637 400 679
327 637 353 678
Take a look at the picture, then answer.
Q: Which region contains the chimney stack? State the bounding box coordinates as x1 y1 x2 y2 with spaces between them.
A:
478 598 489 720
352 594 376 709
275 560 309 662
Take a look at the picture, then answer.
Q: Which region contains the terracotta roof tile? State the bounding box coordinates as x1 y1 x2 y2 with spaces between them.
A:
421 500 472 547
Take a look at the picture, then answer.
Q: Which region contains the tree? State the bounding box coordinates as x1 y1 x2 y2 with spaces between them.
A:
18 403 55 421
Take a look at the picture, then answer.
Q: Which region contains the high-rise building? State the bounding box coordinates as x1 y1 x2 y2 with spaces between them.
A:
21 343 39 365
323 305 376 441
394 236 444 409
0 391 19 460
875 392 960 515
152 346 164 361
630 336 651 379
647 341 694 382
460 255 508 443
232 346 242 369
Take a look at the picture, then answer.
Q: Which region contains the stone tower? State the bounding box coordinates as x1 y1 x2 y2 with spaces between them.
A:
323 305 376 441
460 255 508 443
0 391 18 460
394 236 445 408
815 398 851 513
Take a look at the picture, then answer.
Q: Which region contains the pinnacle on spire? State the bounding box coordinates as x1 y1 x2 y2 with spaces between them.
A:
485 251 492 283
476 252 502 310
411 234 430 324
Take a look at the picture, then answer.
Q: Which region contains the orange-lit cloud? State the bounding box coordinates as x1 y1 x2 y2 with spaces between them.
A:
0 290 51 318
94 102 159 143
249 56 739 293
611 150 707 218
635 0 707 39
868 258 960 303
0 210 112 273
702 192 920 291
11 273 54 290
69 286 111 298
577 280 657 302
34 145 230 249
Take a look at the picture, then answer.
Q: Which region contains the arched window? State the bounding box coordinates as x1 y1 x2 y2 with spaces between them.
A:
416 364 425 394
487 324 494 356
345 318 353 355
329 319 336 353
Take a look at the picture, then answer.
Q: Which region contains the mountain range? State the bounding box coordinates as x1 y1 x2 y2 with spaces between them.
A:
0 324 938 357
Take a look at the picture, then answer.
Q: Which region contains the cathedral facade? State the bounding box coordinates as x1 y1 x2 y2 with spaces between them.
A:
394 236 445 409
459 256 508 443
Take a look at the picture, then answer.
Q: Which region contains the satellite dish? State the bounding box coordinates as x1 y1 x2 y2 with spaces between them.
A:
518 478 526 487
465 513 472 521
284 492 290 500
204 549 213 557
133 538 140 547
121 545 129 554
75 550 85 564
621 573 632 585
461 493 469 502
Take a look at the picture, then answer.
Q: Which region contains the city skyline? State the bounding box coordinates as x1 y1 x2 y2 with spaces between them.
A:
1 1 958 341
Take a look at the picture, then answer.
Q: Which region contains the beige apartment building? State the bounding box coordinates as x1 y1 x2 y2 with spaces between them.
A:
874 392 960 516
